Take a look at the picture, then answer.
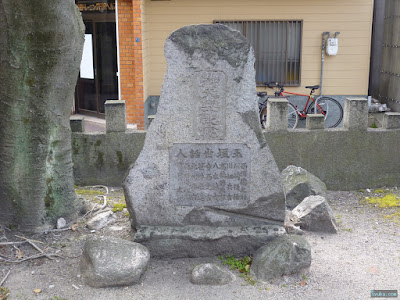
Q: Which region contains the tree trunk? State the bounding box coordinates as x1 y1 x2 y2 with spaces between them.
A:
0 0 84 232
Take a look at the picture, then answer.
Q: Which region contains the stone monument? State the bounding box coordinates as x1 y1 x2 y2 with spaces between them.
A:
123 24 286 258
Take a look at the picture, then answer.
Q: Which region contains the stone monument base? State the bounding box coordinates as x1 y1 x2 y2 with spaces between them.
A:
134 225 286 258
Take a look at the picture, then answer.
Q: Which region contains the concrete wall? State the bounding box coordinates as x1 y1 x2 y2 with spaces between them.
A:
72 128 400 190
72 132 145 186
71 100 400 190
142 0 374 96
267 129 400 190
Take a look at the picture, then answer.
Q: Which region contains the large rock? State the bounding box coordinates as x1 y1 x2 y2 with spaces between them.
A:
290 195 338 233
123 24 286 257
250 235 311 281
282 165 327 209
191 263 235 285
81 237 150 288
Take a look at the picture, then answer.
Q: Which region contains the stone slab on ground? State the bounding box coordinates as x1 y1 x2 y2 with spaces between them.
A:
250 235 312 281
134 225 286 258
123 25 286 257
191 263 235 285
290 195 338 233
282 165 327 209
81 236 150 288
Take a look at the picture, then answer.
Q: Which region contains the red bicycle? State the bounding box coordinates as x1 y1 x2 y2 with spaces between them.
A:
258 82 343 129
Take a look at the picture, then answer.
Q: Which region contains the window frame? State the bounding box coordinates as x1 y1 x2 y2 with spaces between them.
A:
214 20 303 87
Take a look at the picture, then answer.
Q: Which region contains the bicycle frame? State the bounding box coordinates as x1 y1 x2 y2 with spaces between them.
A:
279 90 325 118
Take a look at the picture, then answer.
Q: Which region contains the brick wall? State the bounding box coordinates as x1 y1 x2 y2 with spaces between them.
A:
117 0 144 129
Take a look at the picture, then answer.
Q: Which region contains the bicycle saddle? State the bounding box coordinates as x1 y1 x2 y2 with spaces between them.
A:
305 85 320 90
257 92 267 97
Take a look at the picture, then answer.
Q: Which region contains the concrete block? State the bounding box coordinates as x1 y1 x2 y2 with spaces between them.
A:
267 98 289 131
383 112 400 129
343 97 368 130
70 115 85 132
105 100 126 133
306 114 325 130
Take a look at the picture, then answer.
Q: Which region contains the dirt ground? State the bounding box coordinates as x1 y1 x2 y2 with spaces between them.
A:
0 187 399 300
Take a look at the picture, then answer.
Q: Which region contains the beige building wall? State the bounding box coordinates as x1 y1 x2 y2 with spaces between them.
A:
142 0 373 98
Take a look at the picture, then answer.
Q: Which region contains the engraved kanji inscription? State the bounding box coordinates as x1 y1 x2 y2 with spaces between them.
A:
194 71 227 140
170 143 250 206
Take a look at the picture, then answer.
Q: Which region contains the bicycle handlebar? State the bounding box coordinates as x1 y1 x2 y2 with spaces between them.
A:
263 82 284 96
263 82 281 88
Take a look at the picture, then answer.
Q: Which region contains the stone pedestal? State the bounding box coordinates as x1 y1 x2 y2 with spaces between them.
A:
105 100 126 133
70 115 85 132
344 97 368 130
135 225 285 258
267 98 289 131
306 114 325 130
383 112 400 129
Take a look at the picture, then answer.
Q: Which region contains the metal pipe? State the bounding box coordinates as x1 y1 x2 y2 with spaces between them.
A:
320 32 330 97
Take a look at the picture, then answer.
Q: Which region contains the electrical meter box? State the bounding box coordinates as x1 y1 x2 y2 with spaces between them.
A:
326 38 338 55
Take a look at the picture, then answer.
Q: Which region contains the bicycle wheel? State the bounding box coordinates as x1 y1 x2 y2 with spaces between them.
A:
260 102 299 129
307 97 343 128
259 103 267 129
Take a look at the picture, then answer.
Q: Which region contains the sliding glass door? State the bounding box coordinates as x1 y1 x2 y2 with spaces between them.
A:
75 1 118 117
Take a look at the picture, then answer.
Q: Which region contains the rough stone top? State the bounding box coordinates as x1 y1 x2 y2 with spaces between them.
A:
70 115 84 121
268 98 290 103
105 100 125 105
346 97 368 101
167 24 251 68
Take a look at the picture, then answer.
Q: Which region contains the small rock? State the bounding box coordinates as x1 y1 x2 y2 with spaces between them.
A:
49 285 55 289
284 210 303 235
80 199 92 215
86 210 116 230
57 218 67 229
191 263 235 285
290 195 338 233
250 235 311 281
282 165 327 209
81 236 150 288
285 224 303 235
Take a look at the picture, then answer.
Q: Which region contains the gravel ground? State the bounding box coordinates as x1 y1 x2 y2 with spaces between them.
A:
1 189 399 300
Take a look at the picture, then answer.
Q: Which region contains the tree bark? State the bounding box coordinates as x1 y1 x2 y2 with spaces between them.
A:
0 0 84 232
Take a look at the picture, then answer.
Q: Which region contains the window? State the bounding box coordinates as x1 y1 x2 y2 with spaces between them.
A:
215 20 302 86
